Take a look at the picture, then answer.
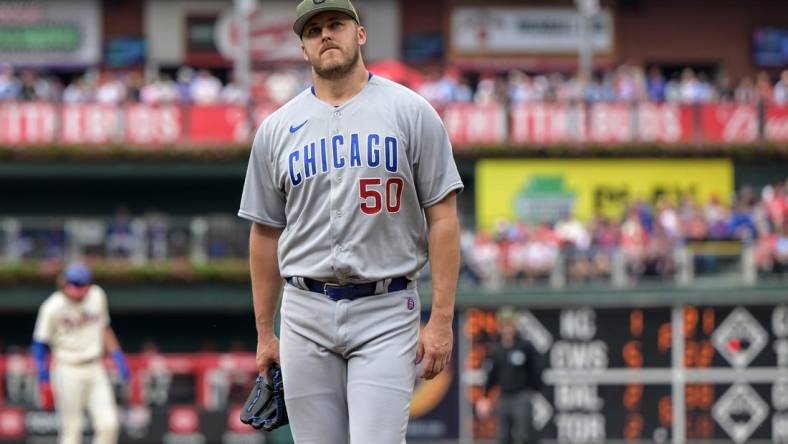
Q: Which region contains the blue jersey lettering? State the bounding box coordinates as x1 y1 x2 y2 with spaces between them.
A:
367 134 380 167
385 137 398 173
288 150 302 187
319 138 328 173
304 143 317 178
349 134 361 167
332 135 345 169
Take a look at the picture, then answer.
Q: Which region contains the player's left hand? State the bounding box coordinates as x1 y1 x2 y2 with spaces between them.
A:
416 319 453 380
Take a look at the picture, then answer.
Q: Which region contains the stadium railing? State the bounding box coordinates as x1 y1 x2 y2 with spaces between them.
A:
0 216 778 288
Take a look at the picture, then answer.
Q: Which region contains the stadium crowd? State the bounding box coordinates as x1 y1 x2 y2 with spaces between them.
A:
461 181 788 285
4 182 786 287
1 63 788 106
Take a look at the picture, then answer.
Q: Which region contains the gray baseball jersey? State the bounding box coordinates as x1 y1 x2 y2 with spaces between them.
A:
238 74 463 283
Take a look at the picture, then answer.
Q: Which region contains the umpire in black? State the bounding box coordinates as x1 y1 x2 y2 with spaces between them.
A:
477 306 544 444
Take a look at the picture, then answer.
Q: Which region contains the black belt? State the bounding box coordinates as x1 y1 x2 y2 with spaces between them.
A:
286 276 410 301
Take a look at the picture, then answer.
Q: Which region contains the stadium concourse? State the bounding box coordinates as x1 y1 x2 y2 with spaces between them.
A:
1 0 788 443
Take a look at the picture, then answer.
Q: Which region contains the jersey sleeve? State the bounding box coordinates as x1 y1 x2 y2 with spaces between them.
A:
238 122 287 227
95 285 111 327
411 99 464 207
32 298 54 343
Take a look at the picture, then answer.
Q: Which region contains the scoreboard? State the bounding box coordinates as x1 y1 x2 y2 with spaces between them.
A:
463 304 788 443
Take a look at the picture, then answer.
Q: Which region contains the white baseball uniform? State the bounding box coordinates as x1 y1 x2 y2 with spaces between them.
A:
239 74 463 443
33 285 119 444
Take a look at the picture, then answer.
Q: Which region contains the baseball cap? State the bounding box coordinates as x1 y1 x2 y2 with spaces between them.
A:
293 0 360 36
64 263 92 286
497 306 517 325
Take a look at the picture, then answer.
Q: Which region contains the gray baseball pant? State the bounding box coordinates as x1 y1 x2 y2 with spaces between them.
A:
279 283 421 444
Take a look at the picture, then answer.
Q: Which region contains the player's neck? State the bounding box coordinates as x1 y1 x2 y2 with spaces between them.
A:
312 63 369 107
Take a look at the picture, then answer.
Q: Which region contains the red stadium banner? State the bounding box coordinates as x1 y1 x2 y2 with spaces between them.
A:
765 105 788 142
510 103 575 144
589 103 633 143
0 102 57 145
636 103 694 143
700 104 758 143
187 105 251 145
61 104 122 145
125 105 183 146
441 103 507 147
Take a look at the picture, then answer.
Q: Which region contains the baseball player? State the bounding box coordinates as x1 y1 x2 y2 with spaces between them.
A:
238 0 463 442
31 262 130 444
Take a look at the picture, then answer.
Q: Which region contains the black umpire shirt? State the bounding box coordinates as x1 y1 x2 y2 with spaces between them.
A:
484 336 544 395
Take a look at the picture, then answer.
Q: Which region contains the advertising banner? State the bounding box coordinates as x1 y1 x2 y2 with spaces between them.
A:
701 104 759 144
442 103 507 148
510 103 694 145
0 0 101 66
450 7 614 56
765 105 788 142
125 105 183 146
476 159 733 230
0 103 57 145
188 105 251 145
60 104 122 145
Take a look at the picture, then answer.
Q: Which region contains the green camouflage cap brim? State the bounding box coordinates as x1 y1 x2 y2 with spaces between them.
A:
294 0 360 36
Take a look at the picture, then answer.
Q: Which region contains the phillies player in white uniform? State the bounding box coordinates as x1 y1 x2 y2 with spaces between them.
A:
32 263 129 444
238 0 463 442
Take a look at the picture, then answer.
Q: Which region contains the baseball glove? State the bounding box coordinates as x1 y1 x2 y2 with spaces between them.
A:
240 364 289 431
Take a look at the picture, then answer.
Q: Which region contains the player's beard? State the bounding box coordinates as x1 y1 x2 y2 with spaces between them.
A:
312 43 360 81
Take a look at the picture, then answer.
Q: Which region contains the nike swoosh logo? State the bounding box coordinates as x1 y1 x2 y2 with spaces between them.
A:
289 120 308 133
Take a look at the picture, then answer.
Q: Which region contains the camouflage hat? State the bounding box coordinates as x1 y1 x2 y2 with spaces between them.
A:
497 306 517 325
293 0 360 36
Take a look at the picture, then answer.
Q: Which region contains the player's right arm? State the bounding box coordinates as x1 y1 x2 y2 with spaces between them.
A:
249 222 284 375
31 299 54 409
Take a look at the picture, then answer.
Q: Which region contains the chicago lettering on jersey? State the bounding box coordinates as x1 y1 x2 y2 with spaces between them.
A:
288 133 399 187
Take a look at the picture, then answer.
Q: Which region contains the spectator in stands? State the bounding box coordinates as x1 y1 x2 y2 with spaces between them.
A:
775 70 788 105
475 72 504 105
141 73 178 104
96 72 127 104
656 199 680 240
62 76 93 103
435 67 472 104
646 67 666 102
190 69 222 104
664 72 681 103
508 71 536 103
735 76 758 103
19 71 40 101
620 207 648 277
704 195 730 239
125 71 144 102
106 206 135 259
613 64 643 102
220 72 249 105
175 66 194 103
756 71 774 104
264 69 302 105
728 199 758 241
775 223 788 273
678 68 701 103
0 65 19 100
